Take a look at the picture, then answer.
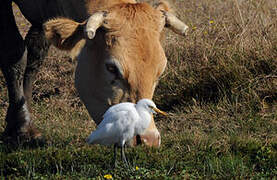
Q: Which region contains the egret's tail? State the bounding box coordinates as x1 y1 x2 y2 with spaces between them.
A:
86 132 97 144
86 126 113 146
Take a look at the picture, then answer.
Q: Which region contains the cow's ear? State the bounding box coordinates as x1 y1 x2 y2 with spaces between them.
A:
155 1 189 36
44 18 85 50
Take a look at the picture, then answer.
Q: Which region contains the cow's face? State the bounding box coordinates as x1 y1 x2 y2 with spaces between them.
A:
44 1 188 147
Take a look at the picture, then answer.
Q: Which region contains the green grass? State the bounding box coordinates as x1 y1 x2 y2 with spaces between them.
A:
1 0 277 179
1 133 276 179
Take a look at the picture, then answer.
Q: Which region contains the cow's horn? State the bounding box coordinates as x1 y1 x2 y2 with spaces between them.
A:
85 11 107 39
163 11 188 36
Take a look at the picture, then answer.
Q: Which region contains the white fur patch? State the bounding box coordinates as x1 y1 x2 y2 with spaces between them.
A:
22 103 31 122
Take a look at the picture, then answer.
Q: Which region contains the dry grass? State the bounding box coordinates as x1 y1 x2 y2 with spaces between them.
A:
0 0 277 178
153 0 277 158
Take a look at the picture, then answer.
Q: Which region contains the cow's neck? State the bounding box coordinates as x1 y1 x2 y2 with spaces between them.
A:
86 0 137 14
14 0 88 24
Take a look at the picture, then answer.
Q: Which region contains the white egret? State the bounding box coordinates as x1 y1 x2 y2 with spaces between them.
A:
86 98 167 167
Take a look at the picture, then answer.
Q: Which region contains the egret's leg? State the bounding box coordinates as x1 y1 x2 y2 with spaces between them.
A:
113 144 117 168
121 145 129 167
124 144 130 167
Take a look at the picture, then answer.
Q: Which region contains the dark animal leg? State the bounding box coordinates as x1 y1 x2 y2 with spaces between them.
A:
113 144 118 168
0 1 29 141
0 1 44 144
24 25 50 107
1 51 35 142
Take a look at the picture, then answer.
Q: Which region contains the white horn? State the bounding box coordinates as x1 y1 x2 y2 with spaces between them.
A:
85 11 107 39
164 11 189 36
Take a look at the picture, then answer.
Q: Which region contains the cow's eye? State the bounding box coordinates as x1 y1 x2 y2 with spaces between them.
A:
105 60 124 81
106 63 119 75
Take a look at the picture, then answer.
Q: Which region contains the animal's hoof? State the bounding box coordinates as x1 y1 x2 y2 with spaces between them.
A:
2 125 46 148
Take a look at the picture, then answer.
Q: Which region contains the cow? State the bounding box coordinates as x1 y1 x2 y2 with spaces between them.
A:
0 0 188 146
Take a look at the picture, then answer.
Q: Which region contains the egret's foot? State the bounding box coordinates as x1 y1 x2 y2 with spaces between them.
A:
122 156 130 168
123 160 130 169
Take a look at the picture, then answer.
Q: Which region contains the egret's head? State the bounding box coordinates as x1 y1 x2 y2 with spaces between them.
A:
137 99 167 116
149 105 168 116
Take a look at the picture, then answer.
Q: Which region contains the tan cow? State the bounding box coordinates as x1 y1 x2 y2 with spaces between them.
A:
44 0 188 147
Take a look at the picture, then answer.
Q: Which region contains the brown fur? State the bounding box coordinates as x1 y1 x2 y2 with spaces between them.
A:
101 3 167 99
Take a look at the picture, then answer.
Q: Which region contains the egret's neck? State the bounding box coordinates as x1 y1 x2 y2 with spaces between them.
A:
135 105 152 135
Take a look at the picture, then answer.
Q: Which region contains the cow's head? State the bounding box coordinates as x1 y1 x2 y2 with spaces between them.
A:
44 1 188 147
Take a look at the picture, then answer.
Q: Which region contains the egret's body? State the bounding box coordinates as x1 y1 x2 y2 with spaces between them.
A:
87 99 166 167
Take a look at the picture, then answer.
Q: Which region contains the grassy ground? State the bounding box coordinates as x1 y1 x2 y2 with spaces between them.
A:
1 0 277 179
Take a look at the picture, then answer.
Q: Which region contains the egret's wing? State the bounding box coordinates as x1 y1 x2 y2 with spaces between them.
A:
98 102 135 129
87 120 117 145
98 104 137 130
103 102 135 119
88 110 138 145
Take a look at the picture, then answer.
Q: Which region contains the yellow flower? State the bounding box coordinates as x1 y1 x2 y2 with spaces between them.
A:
104 174 112 179
135 166 139 170
209 20 214 24
192 26 197 30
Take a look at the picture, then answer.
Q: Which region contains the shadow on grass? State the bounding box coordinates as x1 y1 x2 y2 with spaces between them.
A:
154 72 234 111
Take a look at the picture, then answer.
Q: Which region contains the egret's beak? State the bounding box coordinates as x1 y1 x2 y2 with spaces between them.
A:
152 107 168 116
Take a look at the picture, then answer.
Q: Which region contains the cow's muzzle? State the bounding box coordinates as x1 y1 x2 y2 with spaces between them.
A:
128 117 161 147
